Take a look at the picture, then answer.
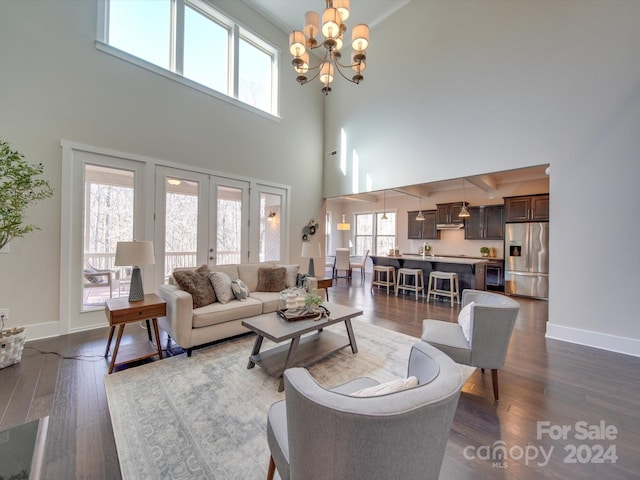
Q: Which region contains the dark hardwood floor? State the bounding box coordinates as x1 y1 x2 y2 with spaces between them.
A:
1 273 639 479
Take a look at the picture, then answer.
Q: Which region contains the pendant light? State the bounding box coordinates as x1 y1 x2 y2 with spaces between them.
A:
381 190 388 220
416 189 425 221
337 214 351 230
458 178 471 218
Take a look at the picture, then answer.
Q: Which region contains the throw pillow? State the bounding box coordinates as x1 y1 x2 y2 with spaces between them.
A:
276 264 300 288
173 267 217 308
231 279 250 301
350 376 419 397
256 267 287 292
209 271 234 304
458 301 475 343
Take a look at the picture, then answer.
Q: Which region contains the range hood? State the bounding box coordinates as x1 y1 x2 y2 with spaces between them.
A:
436 223 464 230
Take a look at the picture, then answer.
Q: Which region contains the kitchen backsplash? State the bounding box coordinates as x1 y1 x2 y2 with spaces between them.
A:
406 229 504 258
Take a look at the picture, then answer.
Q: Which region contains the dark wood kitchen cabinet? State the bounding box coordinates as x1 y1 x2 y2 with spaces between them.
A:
464 205 504 240
408 210 440 240
504 194 549 222
436 202 467 226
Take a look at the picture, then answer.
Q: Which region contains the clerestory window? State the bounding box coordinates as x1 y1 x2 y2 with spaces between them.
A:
97 0 279 116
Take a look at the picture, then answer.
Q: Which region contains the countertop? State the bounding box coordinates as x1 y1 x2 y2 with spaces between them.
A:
373 254 489 265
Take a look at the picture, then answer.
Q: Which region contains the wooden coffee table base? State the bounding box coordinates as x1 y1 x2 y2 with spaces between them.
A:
243 303 361 391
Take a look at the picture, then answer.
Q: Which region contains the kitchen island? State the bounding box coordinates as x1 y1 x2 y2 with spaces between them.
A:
370 255 488 293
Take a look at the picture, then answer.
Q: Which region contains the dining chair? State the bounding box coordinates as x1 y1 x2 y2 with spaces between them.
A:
333 248 352 283
350 249 369 282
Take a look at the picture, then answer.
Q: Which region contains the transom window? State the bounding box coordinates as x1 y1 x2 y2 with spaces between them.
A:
99 0 278 116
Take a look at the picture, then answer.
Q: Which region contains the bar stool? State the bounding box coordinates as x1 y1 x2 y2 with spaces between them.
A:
427 271 460 307
371 265 396 295
395 268 425 300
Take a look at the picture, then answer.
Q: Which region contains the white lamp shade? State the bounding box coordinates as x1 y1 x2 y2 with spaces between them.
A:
301 241 322 258
333 0 350 22
114 241 155 266
295 52 310 74
289 30 306 56
351 24 369 51
304 11 319 38
320 62 334 84
322 8 341 39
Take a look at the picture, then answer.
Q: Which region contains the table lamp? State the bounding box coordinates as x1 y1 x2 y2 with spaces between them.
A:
114 240 155 302
301 241 322 277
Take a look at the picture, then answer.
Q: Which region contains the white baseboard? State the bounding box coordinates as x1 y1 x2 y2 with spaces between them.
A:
22 321 62 342
546 323 640 358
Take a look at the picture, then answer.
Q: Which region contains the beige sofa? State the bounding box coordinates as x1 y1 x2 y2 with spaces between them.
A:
157 262 320 356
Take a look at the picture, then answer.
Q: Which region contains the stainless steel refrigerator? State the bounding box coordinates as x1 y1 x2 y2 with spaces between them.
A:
504 222 549 299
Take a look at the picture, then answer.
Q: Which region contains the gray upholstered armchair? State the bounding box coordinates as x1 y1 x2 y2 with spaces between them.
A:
266 341 463 480
421 289 520 401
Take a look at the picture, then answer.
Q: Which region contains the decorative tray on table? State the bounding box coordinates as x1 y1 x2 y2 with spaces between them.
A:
277 306 330 322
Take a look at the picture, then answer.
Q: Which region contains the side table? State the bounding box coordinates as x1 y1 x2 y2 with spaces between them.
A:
315 277 333 301
104 293 166 374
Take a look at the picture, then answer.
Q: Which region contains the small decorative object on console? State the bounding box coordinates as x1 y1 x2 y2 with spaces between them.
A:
0 326 26 369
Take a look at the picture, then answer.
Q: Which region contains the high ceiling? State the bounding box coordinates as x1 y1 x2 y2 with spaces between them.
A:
241 0 410 34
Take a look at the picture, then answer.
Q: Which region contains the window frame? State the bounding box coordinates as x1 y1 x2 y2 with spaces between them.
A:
354 211 397 256
96 0 280 119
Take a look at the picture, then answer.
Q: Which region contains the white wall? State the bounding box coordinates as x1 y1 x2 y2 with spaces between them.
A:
323 1 640 355
0 0 324 337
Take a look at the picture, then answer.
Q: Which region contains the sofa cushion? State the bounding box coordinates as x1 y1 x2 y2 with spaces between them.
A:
276 264 300 288
256 267 287 292
208 264 239 281
192 298 263 328
237 262 275 292
173 266 217 308
231 279 250 301
248 291 280 313
209 271 234 304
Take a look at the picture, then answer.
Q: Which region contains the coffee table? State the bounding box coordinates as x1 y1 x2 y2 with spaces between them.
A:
242 302 362 391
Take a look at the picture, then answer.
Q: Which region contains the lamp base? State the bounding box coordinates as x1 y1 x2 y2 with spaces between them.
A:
308 259 315 277
128 266 145 302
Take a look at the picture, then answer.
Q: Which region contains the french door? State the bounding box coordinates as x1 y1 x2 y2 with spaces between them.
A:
154 167 250 285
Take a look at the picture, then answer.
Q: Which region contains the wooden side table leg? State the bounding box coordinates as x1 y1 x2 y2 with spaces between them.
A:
108 324 126 374
145 319 152 341
151 318 163 359
104 326 116 357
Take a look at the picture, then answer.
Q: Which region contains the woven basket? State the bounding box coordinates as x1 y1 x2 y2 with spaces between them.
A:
0 327 26 369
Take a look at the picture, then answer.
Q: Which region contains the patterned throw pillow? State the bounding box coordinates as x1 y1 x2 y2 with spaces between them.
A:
209 271 234 304
231 279 250 301
256 267 287 292
173 266 217 308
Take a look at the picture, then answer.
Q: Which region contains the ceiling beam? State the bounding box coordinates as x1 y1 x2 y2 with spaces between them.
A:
466 175 498 192
342 193 378 203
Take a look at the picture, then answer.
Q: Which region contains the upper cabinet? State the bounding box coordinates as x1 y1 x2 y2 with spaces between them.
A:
408 210 440 240
436 202 467 226
504 194 549 222
464 205 504 240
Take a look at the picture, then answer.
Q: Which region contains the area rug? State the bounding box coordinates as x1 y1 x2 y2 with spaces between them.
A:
104 318 475 480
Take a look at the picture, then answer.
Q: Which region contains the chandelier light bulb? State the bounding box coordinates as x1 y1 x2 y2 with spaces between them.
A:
294 52 310 74
320 62 334 85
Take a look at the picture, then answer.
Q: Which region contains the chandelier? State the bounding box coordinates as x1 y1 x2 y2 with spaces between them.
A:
289 0 370 95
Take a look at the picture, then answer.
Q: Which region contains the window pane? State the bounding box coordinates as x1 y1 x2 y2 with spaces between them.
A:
184 6 230 94
377 212 396 235
165 178 199 279
260 193 281 262
109 0 171 69
83 165 134 309
238 37 272 112
356 214 373 235
217 186 242 264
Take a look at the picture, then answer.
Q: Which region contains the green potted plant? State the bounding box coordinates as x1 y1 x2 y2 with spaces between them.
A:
0 140 53 251
480 246 490 257
304 290 323 312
